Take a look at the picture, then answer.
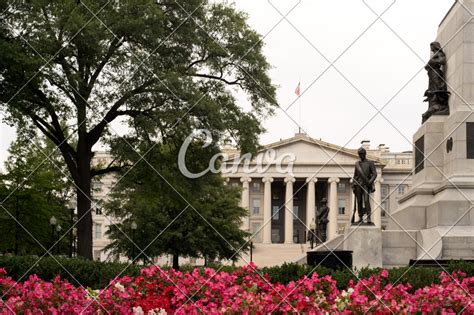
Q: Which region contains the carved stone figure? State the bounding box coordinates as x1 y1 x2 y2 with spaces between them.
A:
352 147 377 224
422 41 450 123
316 197 329 243
307 218 316 249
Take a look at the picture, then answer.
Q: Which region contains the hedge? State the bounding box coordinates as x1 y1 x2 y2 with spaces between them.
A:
1 255 473 290
0 256 140 289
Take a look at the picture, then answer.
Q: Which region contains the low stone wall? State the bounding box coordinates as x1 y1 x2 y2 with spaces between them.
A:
382 230 418 267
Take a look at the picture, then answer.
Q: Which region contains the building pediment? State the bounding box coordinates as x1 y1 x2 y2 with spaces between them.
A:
224 134 383 166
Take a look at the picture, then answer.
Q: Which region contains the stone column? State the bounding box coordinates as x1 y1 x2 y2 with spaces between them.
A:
373 178 383 228
240 177 252 231
284 176 295 244
327 177 340 240
306 177 318 229
262 177 273 244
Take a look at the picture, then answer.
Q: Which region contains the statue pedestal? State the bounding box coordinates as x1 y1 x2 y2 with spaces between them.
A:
382 0 474 267
343 225 382 269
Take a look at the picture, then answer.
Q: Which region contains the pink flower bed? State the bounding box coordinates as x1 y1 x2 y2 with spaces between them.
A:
0 264 473 314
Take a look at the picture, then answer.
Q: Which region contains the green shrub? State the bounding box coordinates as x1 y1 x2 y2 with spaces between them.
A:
1 256 473 290
386 267 440 291
0 255 140 289
447 260 474 277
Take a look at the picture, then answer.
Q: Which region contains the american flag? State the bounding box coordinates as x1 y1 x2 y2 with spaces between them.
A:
295 81 301 97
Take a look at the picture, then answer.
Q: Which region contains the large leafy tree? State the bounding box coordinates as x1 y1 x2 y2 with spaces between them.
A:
0 0 276 259
0 132 73 255
105 136 249 269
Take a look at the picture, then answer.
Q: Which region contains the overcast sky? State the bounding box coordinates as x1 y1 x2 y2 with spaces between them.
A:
0 0 455 165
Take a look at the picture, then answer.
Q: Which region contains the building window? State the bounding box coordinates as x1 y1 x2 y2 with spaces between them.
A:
95 207 102 215
381 184 389 196
398 185 406 195
93 250 101 261
293 206 299 220
231 182 239 188
252 199 261 215
251 182 261 193
272 193 279 200
250 223 262 242
271 228 281 243
397 159 410 165
338 199 346 215
293 229 300 243
381 200 389 216
93 181 103 191
272 206 280 220
94 223 102 240
337 183 346 194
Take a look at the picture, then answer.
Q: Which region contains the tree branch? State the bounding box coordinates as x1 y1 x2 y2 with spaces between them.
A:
46 76 76 103
91 164 131 177
86 79 157 146
87 37 123 95
28 84 72 149
191 73 244 86
30 114 79 182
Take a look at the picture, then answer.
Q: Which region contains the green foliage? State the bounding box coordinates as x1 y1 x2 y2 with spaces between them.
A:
261 263 315 284
105 137 250 267
0 256 140 289
447 259 474 277
0 0 277 258
1 257 473 291
384 267 441 291
261 261 473 291
0 132 73 255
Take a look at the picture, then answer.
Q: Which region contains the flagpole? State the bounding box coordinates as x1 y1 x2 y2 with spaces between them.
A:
299 77 302 133
294 79 302 134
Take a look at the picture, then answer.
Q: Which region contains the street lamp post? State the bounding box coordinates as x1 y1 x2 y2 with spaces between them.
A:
49 216 57 254
250 241 253 262
131 221 137 262
56 224 62 255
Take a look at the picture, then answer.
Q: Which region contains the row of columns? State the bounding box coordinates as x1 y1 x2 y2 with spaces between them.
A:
238 176 383 244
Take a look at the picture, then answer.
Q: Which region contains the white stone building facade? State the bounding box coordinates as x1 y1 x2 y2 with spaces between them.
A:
89 134 412 266
222 133 412 266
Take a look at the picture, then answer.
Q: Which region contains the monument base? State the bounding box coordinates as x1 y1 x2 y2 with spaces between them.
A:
383 111 474 266
306 250 353 270
343 225 382 268
351 222 375 227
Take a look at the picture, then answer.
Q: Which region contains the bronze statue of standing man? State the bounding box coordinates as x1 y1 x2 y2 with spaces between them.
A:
352 147 377 224
316 197 329 243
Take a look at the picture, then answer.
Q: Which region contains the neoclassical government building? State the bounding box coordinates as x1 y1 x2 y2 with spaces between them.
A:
90 133 412 266
221 133 412 266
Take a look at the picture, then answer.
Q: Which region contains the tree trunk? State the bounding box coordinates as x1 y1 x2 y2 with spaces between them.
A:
76 146 93 260
14 196 19 255
69 207 74 258
172 254 179 270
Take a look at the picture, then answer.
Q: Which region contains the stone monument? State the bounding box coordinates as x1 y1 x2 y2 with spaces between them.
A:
352 147 377 225
316 197 329 243
422 41 451 123
342 148 382 268
383 0 474 267
305 1 473 269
